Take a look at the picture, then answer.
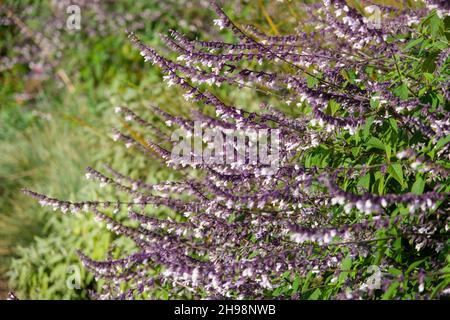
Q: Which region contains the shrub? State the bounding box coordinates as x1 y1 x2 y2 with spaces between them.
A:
25 0 449 299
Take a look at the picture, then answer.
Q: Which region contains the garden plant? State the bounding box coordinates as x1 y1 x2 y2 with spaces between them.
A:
4 0 450 300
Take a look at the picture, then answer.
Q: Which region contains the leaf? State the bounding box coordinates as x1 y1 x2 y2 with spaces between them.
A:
301 271 314 292
389 118 398 133
388 163 405 188
431 278 450 299
394 83 409 99
363 116 375 140
272 286 283 297
430 14 444 37
357 173 371 190
388 268 403 276
341 257 352 270
385 144 392 160
382 282 399 299
393 237 402 251
373 171 386 195
351 146 361 157
306 75 319 88
292 273 300 293
422 53 438 73
435 135 450 151
422 72 434 82
327 100 340 116
411 176 425 195
370 97 380 109
308 288 322 300
407 259 426 274
339 257 352 283
159 290 169 300
341 69 356 83
366 137 385 151
405 37 423 50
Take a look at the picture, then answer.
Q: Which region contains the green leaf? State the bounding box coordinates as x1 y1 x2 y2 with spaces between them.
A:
292 273 300 293
394 83 409 99
430 14 444 37
373 171 386 195
382 282 399 299
341 69 356 83
431 278 450 299
341 257 352 270
351 146 361 157
411 176 425 195
272 286 283 297
306 75 319 88
385 144 392 160
388 268 403 276
435 135 450 151
327 100 340 116
422 72 435 82
301 272 314 292
405 37 423 50
366 137 385 151
363 116 375 140
308 288 322 300
389 118 398 133
407 259 426 274
422 52 438 73
388 164 405 188
357 173 371 190
339 257 352 283
370 97 380 109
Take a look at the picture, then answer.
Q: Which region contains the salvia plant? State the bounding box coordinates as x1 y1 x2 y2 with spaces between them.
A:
23 0 450 299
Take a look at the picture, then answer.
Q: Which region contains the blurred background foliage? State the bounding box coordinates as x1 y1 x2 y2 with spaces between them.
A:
0 0 292 299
